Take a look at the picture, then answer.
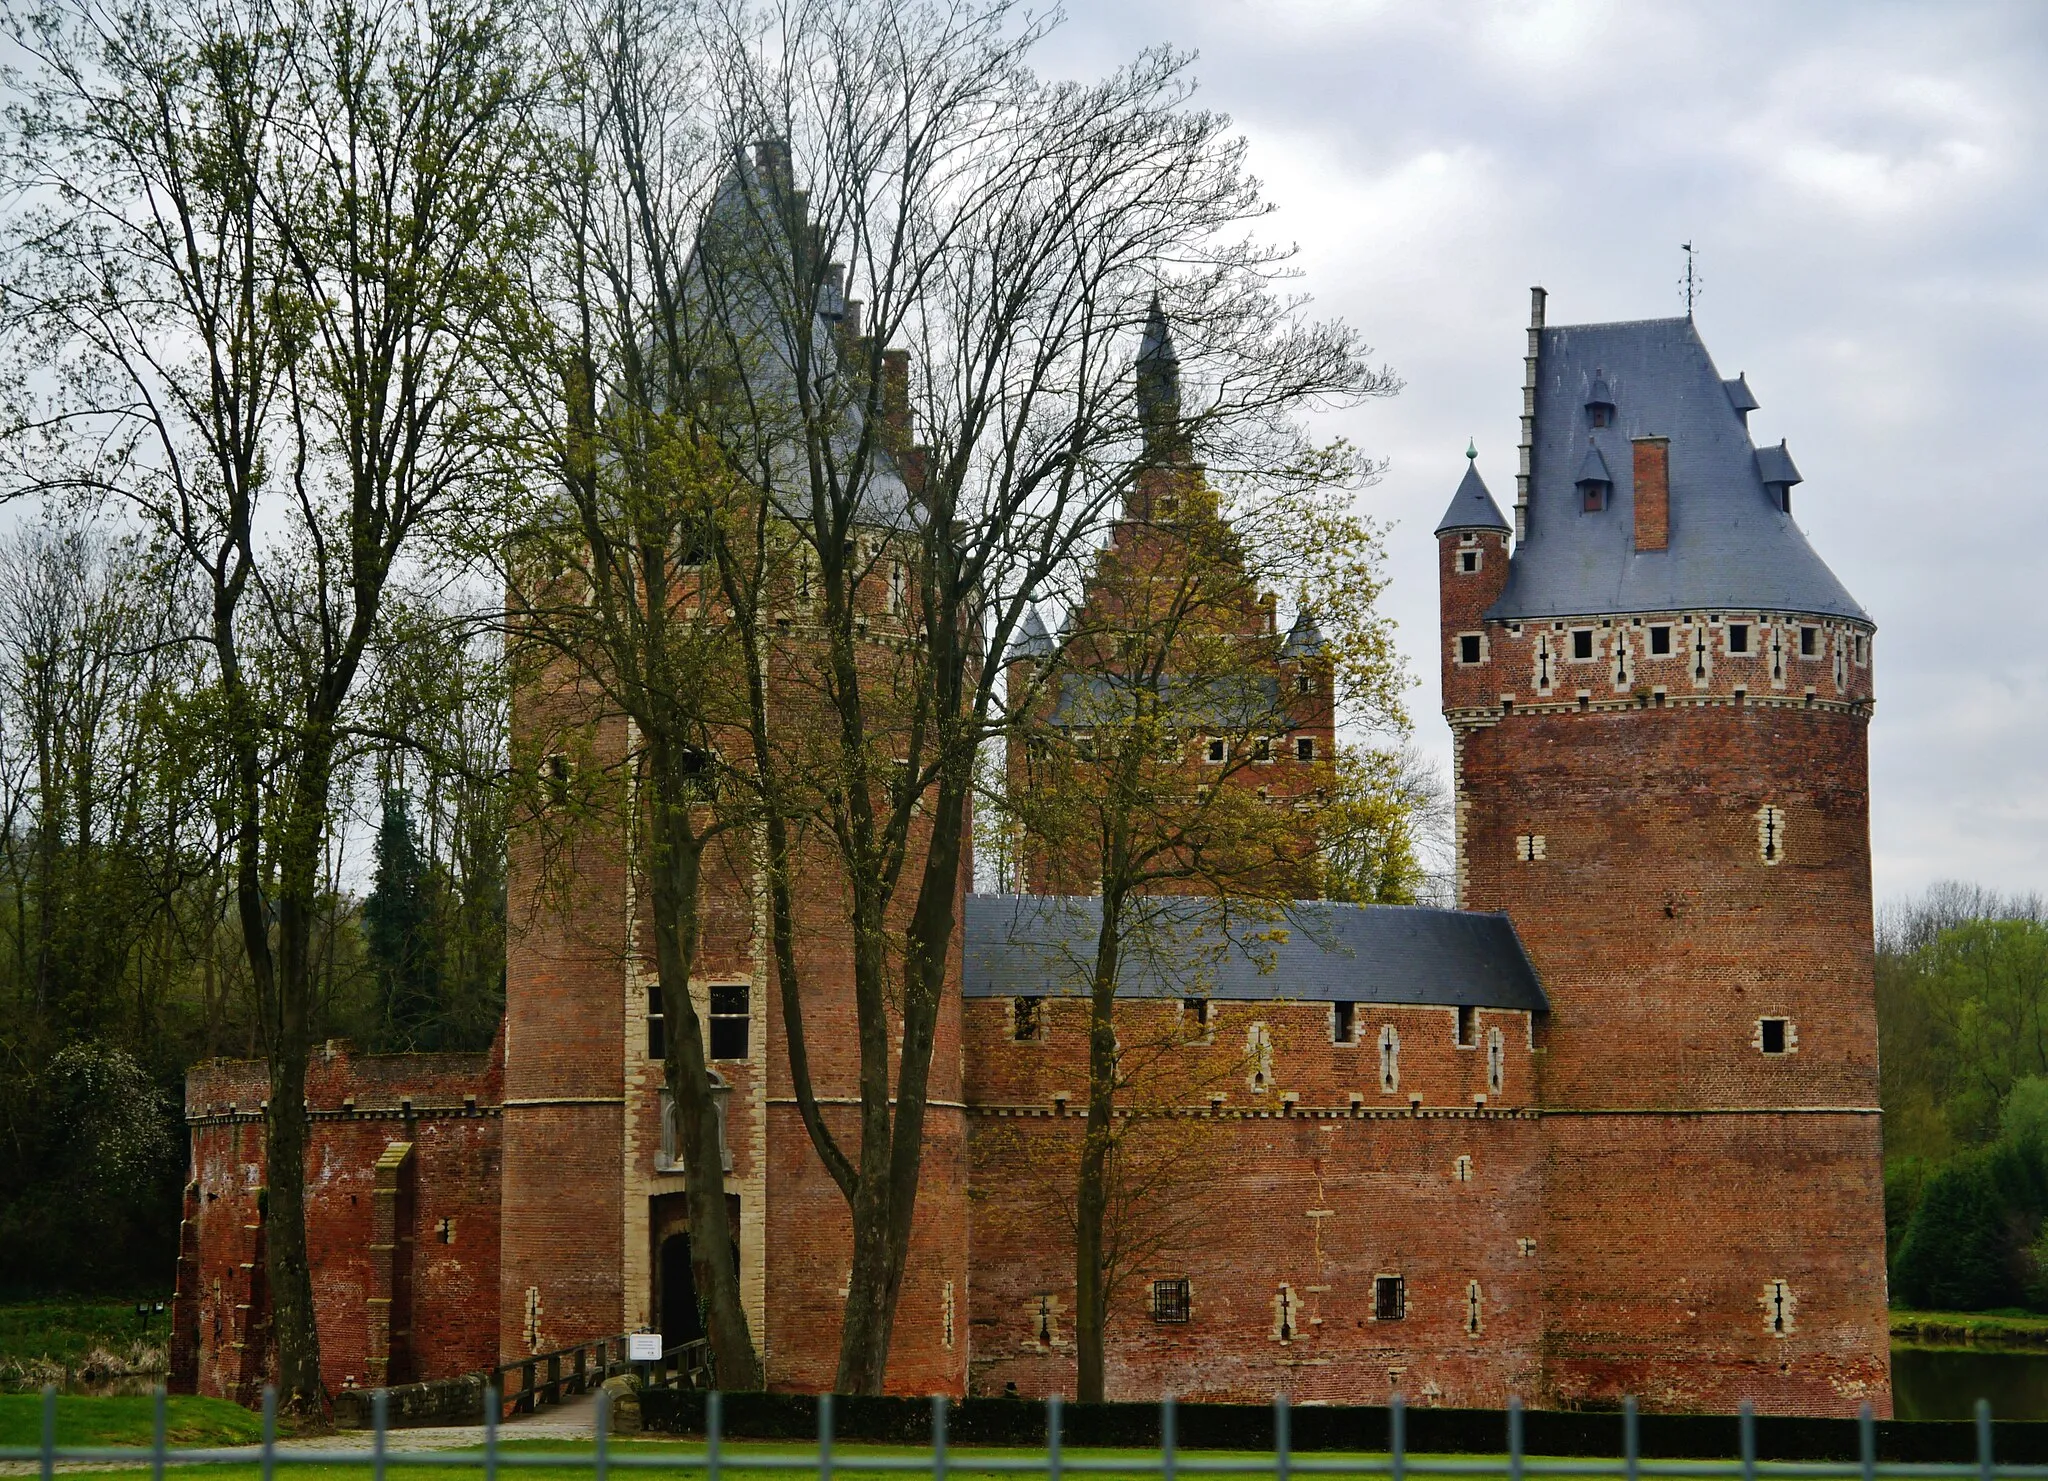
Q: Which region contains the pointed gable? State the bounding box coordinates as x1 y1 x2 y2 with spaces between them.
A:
1435 457 1511 536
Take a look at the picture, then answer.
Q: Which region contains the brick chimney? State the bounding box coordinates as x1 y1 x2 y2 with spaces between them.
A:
1633 436 1669 552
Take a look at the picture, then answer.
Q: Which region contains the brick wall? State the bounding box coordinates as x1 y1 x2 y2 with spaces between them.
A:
177 1043 502 1400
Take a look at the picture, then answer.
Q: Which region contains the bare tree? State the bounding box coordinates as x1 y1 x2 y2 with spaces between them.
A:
682 0 1391 1390
2 0 540 1408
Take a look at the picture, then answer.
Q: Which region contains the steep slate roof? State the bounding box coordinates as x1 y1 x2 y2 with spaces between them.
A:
1756 441 1802 487
1575 443 1613 486
1007 606 1056 662
1279 611 1325 659
1434 457 1511 535
963 894 1548 1012
1488 316 1867 623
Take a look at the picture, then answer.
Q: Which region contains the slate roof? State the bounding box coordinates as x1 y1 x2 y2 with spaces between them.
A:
1576 443 1613 487
1487 316 1867 623
1007 606 1056 663
1049 672 1281 731
963 894 1548 1012
1756 441 1802 487
1434 457 1511 535
1279 611 1325 659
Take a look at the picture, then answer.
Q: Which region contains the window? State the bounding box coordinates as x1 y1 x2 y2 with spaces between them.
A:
1295 672 1313 694
1571 630 1594 660
1452 1155 1472 1183
1332 1000 1357 1044
1456 1004 1477 1048
543 753 574 805
1800 625 1819 657
1759 1017 1790 1055
437 1218 456 1245
1251 735 1272 762
1582 484 1605 513
1763 1279 1794 1337
1374 1275 1406 1322
1516 834 1546 862
647 989 666 1060
1756 804 1786 865
1458 634 1483 665
1728 623 1751 655
1590 405 1611 429
710 984 750 1059
1151 1278 1192 1324
1205 737 1227 764
1854 634 1867 665
1013 996 1044 1042
1183 997 1213 1041
1274 1284 1299 1343
1295 736 1316 762
1649 625 1672 656
1459 549 1479 573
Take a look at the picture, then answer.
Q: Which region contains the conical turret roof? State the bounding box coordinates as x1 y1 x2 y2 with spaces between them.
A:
1435 452 1511 536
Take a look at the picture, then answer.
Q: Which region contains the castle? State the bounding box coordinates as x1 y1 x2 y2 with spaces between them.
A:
173 281 1890 1415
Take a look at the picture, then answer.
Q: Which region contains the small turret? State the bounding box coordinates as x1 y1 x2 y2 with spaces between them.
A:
1437 447 1512 714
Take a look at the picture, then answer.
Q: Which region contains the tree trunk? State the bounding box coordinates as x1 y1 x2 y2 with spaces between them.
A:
1075 885 1124 1403
646 742 761 1389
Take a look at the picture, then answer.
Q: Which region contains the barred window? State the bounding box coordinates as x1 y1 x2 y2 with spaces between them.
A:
1374 1275 1406 1322
1151 1278 1191 1323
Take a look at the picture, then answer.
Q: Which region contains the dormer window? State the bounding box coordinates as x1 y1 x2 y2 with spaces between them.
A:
1585 372 1616 428
1575 443 1613 512
1756 442 1802 517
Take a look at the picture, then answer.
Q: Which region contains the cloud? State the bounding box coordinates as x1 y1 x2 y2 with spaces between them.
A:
1052 0 2048 905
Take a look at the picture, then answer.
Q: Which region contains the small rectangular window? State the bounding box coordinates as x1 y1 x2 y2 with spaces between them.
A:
1332 1001 1357 1044
1458 634 1482 665
1571 630 1593 660
710 984 750 1059
1151 1278 1192 1323
1854 634 1867 665
647 1001 666 1060
1374 1275 1405 1322
1800 626 1819 657
1456 1004 1477 1048
1183 997 1212 1038
1295 736 1316 762
1649 625 1671 656
1295 672 1313 694
1252 736 1272 762
1459 549 1479 573
1014 996 1044 1042
1205 737 1227 764
1072 731 1095 761
1582 485 1604 512
1729 623 1751 655
1760 1017 1789 1055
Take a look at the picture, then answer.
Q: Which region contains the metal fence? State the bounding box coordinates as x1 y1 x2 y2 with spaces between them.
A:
0 1386 2019 1481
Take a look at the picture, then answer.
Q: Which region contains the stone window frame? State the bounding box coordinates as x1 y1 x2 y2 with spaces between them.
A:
1852 631 1870 667
1515 833 1546 862
1457 546 1483 575
1756 803 1788 866
1755 1016 1798 1056
1648 623 1673 657
1568 627 1596 662
1203 735 1229 765
708 983 751 1061
1455 632 1487 667
1452 1154 1473 1183
1181 997 1216 1045
1465 1280 1484 1336
1150 1277 1192 1324
1331 1000 1359 1046
1761 1278 1796 1338
1455 1004 1477 1049
1295 735 1317 762
656 1072 733 1175
1487 1026 1506 1096
1726 621 1753 656
1010 995 1047 1043
1377 1023 1400 1094
1372 1273 1406 1322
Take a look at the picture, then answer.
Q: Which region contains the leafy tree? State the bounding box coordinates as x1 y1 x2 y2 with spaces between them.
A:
364 791 437 1050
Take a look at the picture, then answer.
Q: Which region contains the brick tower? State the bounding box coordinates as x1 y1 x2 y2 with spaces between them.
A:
500 142 970 1396
1438 290 1889 1414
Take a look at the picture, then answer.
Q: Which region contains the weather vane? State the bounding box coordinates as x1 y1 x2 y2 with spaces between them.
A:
1681 241 1701 318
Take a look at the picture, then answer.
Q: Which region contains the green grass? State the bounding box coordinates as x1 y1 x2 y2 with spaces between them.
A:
0 1392 262 1446
0 1299 168 1369
1890 1308 2048 1350
0 1438 1493 1481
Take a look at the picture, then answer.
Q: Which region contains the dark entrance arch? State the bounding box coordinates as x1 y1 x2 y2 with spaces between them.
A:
650 1192 742 1348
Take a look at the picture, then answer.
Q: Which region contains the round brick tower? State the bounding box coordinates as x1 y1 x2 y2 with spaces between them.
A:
1438 290 1888 1415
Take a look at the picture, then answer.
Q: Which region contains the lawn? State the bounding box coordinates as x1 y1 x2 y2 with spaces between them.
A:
0 1391 261 1447
1891 1308 2048 1351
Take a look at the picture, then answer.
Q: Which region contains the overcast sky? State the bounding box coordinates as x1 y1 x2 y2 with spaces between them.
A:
1041 0 2048 910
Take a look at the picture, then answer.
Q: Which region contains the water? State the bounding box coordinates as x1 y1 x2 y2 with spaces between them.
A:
1891 1344 2048 1421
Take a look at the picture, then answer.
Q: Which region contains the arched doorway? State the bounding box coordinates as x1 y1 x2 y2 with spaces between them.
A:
650 1192 742 1347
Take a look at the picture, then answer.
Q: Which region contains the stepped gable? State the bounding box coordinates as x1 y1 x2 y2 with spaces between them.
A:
1492 315 1865 621
963 893 1547 1011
